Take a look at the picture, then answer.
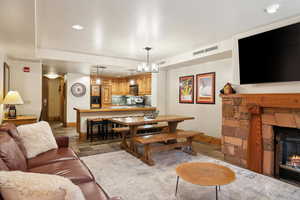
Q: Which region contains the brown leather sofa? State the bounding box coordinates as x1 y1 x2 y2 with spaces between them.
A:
0 123 120 200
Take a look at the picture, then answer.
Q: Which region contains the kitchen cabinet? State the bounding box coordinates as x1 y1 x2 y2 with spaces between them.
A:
145 74 152 95
111 79 120 95
91 74 151 107
90 85 101 108
135 73 151 95
101 84 112 107
136 77 143 95
120 78 129 95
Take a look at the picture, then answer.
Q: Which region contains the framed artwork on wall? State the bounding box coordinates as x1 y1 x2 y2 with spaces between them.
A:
179 75 194 104
3 62 10 98
196 72 215 104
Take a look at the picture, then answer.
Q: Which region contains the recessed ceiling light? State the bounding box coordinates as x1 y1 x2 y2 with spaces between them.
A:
72 24 84 30
265 4 280 14
44 73 60 79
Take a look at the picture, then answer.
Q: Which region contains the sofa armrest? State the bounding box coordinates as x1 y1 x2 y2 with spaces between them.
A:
55 136 69 148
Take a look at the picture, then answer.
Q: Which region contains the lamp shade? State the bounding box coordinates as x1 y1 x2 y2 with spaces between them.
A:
3 91 24 105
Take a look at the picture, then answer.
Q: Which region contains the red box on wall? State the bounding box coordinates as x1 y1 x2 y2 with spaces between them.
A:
23 66 30 72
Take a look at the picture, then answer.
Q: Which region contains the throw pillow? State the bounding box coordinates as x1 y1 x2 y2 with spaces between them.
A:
17 121 58 159
0 171 85 200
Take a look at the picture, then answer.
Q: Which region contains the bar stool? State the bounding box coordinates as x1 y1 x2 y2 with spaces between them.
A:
87 118 106 142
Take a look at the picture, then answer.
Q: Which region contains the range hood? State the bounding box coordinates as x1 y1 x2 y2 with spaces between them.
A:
129 85 138 95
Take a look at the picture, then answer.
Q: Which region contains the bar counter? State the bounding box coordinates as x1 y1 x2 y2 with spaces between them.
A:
74 106 156 139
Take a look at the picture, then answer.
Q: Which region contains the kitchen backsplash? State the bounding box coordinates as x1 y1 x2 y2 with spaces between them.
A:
144 95 151 106
112 95 152 106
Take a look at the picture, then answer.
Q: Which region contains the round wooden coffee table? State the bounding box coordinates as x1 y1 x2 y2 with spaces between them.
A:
175 162 236 200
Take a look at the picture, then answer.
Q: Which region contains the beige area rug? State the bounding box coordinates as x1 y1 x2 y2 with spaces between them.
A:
81 150 300 200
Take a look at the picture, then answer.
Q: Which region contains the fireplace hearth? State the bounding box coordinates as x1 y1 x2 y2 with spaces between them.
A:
274 126 300 184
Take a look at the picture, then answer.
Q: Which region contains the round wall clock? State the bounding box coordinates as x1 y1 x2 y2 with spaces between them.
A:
71 83 86 97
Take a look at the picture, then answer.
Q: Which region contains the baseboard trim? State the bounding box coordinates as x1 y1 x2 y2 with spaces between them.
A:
67 122 76 127
193 134 221 146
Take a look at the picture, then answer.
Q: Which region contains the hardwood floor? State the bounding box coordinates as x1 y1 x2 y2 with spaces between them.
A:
50 121 224 160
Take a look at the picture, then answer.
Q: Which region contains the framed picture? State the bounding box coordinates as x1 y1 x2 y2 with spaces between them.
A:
3 62 10 98
196 72 215 104
179 75 194 104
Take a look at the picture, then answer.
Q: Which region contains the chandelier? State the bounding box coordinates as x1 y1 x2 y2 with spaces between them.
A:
137 47 159 73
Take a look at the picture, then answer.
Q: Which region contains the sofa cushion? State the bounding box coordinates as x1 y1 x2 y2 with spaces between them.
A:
0 171 85 200
28 148 78 168
17 121 58 159
0 132 27 171
0 123 27 156
78 182 108 200
28 159 93 184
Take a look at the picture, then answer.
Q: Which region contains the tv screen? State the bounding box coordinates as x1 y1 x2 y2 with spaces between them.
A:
238 22 300 84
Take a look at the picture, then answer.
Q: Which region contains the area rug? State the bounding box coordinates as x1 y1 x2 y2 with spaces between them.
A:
81 150 300 200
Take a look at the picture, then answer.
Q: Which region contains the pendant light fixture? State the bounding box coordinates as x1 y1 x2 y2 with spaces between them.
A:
95 66 106 85
137 47 159 73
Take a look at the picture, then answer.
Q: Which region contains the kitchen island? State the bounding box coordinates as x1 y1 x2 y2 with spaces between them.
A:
74 106 156 139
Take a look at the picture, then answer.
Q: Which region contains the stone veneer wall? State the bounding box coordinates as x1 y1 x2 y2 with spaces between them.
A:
222 97 250 169
221 96 300 176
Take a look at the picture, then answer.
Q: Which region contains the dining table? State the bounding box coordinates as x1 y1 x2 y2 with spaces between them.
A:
109 115 195 158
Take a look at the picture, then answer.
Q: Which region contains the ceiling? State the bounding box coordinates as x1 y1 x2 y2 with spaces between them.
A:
1 0 300 75
42 59 141 77
0 0 35 57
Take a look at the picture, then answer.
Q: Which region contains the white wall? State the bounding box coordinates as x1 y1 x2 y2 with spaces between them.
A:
8 60 42 118
66 73 90 123
165 58 233 137
151 71 167 115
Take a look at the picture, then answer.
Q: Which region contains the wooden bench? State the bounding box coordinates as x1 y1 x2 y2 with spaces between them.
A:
133 130 203 166
113 123 169 147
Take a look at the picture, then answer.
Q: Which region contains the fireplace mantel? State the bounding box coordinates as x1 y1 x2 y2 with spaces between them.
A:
220 93 300 108
221 93 300 176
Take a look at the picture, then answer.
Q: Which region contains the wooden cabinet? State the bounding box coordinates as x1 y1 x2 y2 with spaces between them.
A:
134 73 151 95
111 79 119 95
136 77 144 95
2 115 37 126
145 74 152 95
90 85 101 108
101 85 112 107
90 73 151 107
111 74 151 96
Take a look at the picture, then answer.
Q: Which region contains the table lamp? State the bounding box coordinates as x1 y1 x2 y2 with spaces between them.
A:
3 91 24 119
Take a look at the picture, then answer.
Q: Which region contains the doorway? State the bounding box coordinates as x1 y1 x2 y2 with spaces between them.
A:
41 76 66 125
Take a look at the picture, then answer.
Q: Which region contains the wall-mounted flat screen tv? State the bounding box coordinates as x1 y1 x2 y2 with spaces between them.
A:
238 22 300 84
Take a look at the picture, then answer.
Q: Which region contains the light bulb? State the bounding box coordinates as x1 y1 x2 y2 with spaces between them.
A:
96 78 101 85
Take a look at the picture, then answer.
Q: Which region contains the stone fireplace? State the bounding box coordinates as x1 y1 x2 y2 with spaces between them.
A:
221 94 300 182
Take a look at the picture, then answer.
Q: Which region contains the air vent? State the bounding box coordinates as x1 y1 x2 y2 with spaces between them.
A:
205 45 218 52
158 61 166 65
193 45 218 56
